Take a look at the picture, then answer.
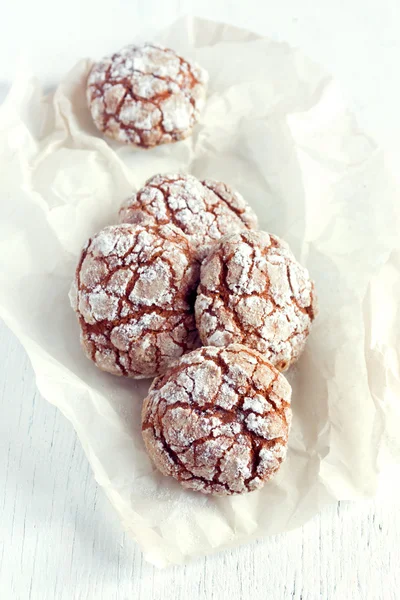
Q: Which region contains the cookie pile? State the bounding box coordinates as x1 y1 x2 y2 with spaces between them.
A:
70 172 317 495
70 44 317 495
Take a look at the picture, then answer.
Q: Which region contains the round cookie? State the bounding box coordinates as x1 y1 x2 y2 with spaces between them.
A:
69 223 199 379
86 43 208 147
195 230 317 371
142 344 291 495
119 173 258 260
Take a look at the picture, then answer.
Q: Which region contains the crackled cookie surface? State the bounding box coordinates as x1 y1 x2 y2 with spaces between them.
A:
69 223 199 378
119 173 258 259
142 344 291 495
87 43 208 147
195 231 317 371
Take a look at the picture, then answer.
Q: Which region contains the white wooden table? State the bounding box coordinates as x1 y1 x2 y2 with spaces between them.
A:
1 2 400 598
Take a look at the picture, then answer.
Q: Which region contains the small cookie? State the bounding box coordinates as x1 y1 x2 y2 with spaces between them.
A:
142 344 291 495
195 230 317 370
69 223 199 379
87 43 208 147
119 173 258 260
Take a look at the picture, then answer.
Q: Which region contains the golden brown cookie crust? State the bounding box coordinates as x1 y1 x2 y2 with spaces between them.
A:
70 223 200 378
87 43 208 147
142 344 292 495
195 230 317 370
119 173 258 260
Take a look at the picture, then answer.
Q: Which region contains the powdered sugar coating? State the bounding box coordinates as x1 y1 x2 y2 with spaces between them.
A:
195 231 317 371
70 223 200 378
87 43 208 148
119 173 258 260
142 344 292 495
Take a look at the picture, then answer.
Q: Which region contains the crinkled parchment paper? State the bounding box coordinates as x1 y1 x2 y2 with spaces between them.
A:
0 17 399 567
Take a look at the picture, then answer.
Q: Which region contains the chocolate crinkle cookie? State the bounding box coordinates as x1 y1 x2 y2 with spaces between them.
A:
142 344 292 495
119 173 258 260
69 223 199 379
87 43 208 147
195 230 317 371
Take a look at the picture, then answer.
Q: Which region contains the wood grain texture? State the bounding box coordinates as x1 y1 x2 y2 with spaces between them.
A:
0 321 399 600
